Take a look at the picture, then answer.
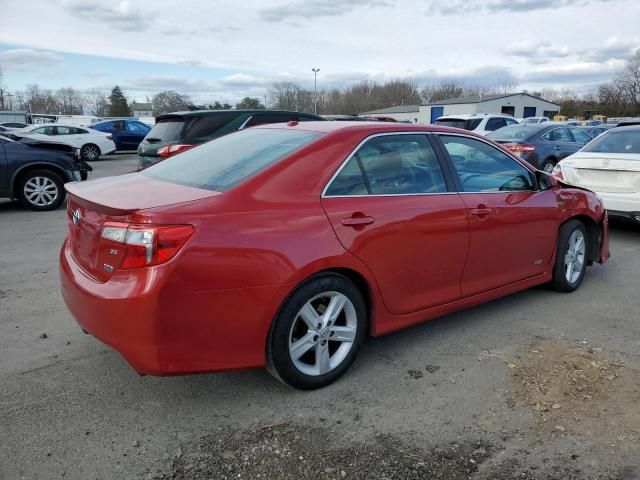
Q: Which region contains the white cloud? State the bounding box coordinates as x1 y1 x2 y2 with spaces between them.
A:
61 0 150 31
258 0 392 22
0 49 63 72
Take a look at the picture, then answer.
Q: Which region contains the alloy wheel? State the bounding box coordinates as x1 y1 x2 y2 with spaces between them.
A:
23 176 59 207
83 144 99 160
564 230 586 284
288 291 358 376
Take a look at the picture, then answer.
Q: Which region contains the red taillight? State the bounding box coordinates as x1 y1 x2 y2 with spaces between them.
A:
157 144 195 158
106 134 113 141
552 164 564 180
503 143 535 156
99 223 194 271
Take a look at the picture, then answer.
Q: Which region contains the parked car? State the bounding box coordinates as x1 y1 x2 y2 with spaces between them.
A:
553 125 640 223
487 123 593 172
137 109 325 168
322 115 373 121
361 115 397 122
0 134 91 211
91 119 151 151
0 122 28 130
520 117 549 125
15 124 116 161
616 118 640 127
60 122 609 389
434 113 519 136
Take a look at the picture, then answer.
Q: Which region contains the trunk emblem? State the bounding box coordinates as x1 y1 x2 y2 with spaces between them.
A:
602 159 611 166
72 209 81 225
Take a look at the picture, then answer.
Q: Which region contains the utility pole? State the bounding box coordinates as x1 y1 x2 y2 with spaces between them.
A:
312 68 320 115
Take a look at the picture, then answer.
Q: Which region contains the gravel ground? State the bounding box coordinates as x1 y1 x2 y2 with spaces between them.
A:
1 153 639 480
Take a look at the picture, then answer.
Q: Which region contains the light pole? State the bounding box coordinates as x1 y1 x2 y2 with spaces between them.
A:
312 68 320 115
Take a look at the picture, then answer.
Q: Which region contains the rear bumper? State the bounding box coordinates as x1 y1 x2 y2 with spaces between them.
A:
59 239 291 375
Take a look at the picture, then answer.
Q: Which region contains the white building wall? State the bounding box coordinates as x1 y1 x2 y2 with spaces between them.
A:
474 96 559 118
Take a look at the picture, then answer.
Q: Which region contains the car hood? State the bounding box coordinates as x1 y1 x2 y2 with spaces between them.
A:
65 172 220 214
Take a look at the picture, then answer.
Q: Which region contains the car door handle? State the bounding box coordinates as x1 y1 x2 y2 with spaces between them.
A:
470 207 492 218
341 214 374 227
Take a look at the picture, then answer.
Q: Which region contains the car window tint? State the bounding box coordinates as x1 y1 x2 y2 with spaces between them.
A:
183 113 239 139
571 129 592 144
543 128 573 142
324 157 368 196
583 131 640 154
334 134 447 195
127 121 150 135
485 118 507 131
33 127 48 134
146 118 184 141
74 128 88 134
56 126 72 135
245 113 294 127
440 135 534 192
143 128 322 192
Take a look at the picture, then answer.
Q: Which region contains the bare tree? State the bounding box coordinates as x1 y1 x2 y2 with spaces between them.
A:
56 87 83 115
84 88 109 116
151 90 192 115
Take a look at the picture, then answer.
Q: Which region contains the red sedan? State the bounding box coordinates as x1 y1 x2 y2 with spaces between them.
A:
60 122 610 389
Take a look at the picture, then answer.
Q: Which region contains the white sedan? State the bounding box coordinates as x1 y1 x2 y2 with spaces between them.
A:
553 125 640 223
16 124 116 161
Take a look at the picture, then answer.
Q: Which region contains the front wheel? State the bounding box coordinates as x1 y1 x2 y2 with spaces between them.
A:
80 143 101 161
16 169 65 211
550 219 588 292
266 273 367 389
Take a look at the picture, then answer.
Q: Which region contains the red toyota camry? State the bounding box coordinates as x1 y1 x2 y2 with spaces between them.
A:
60 122 610 389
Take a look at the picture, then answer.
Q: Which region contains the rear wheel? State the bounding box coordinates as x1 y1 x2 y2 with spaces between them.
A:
550 219 588 292
541 158 556 173
81 143 101 161
16 169 65 211
266 273 366 389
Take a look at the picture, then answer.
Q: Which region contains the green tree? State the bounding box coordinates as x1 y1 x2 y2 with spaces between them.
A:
108 86 130 116
235 96 264 109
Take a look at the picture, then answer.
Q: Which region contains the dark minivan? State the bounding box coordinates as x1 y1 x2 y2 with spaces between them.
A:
487 123 593 173
137 109 325 168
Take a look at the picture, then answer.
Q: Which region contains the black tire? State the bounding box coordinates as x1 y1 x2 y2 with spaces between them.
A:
266 273 367 389
80 143 101 161
16 169 66 211
550 219 589 292
541 158 556 173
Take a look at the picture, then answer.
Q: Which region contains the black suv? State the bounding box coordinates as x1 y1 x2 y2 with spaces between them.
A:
0 134 91 211
137 109 325 168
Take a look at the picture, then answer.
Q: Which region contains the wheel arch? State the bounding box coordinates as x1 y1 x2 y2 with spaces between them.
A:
10 163 69 198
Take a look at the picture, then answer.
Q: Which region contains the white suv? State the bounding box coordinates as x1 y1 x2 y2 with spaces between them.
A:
433 113 519 136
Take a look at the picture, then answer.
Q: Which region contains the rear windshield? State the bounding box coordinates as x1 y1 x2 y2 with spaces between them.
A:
434 118 482 131
146 118 184 142
142 128 323 191
582 130 640 155
487 126 534 141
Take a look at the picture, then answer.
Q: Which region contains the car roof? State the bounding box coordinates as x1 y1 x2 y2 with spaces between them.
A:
157 109 322 119
253 120 481 136
608 124 640 132
437 113 513 120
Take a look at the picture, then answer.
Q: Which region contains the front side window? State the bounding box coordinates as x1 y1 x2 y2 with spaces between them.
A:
127 121 150 135
325 134 448 196
439 135 534 192
143 128 322 192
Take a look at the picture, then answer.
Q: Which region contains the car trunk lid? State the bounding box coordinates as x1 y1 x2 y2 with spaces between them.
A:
562 153 640 193
65 173 219 281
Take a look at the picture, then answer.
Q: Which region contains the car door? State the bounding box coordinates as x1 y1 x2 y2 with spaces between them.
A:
543 127 580 160
435 134 559 297
0 138 8 192
321 133 470 314
124 121 150 149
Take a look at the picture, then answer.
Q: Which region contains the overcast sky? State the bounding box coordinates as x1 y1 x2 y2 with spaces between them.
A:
0 0 638 104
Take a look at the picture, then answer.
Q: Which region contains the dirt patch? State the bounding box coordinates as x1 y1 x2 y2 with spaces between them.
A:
512 339 640 451
155 423 497 480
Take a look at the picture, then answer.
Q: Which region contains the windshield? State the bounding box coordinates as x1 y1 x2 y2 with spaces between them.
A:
145 118 184 142
582 130 640 155
142 128 323 191
521 118 539 125
434 118 482 130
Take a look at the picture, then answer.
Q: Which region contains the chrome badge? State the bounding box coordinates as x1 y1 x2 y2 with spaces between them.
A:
602 159 611 167
72 209 81 225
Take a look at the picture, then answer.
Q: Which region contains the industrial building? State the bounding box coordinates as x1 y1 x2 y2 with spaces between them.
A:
362 92 561 124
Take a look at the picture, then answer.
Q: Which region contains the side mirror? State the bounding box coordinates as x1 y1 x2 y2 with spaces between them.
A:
536 170 557 190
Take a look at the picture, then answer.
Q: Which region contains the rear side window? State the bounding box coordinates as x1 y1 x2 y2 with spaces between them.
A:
325 134 447 196
543 128 573 142
143 128 322 191
146 118 185 142
183 113 239 139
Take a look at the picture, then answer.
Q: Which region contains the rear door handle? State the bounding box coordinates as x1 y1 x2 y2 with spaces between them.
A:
470 207 492 218
341 215 374 227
